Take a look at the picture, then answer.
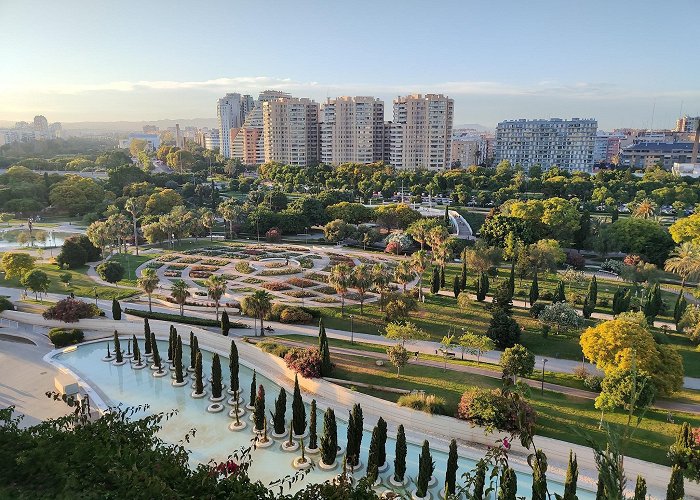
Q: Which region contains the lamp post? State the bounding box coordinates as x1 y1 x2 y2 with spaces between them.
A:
541 358 548 395
350 314 354 345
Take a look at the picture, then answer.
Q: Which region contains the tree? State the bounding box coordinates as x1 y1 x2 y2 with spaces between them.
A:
174 336 184 384
460 249 468 291
498 467 517 500
633 475 647 500
394 260 415 293
309 399 318 449
604 217 674 265
96 261 125 285
393 425 407 484
476 271 489 301
666 465 684 500
221 310 231 336
366 425 381 484
458 332 494 364
111 298 121 320
351 264 373 314
384 321 429 346
318 319 332 376
242 290 272 336
1 252 35 280
531 449 548 500
552 280 566 303
501 344 535 382
124 196 146 256
59 272 72 287
517 239 565 278
529 274 539 305
211 354 222 399
411 250 429 302
204 274 227 321
633 198 656 219
407 218 441 250
562 451 578 500
594 368 655 429
415 440 434 498
20 269 49 300
445 439 458 496
292 374 306 437
49 175 104 215
612 287 632 315
487 308 521 349
669 213 700 244
439 334 456 371
346 403 363 468
452 274 461 298
137 268 159 312
249 370 256 407
472 460 487 500
132 334 141 366
320 408 337 466
193 351 204 395
170 280 190 316
673 293 688 328
144 318 152 355
642 282 662 325
371 264 391 311
537 302 581 335
112 331 123 364
272 386 287 435
328 264 351 316
253 384 266 432
665 242 700 287
430 266 440 294
580 319 683 396
387 344 410 375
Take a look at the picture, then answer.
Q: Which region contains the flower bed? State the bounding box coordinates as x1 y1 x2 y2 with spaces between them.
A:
145 262 164 269
242 249 264 255
304 272 328 283
241 277 263 284
191 265 218 272
297 257 314 269
284 290 317 298
178 256 201 264
156 254 179 262
202 258 229 266
189 271 212 279
315 285 337 295
163 270 182 277
312 296 339 303
167 263 188 270
264 261 287 268
262 281 292 291
259 268 299 276
234 262 253 274
285 277 317 288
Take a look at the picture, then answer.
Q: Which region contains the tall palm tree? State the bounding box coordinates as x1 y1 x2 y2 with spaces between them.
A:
411 250 428 302
633 199 656 219
351 264 373 314
245 290 272 336
171 279 190 316
199 208 215 242
371 264 391 311
664 242 700 287
218 199 242 239
205 274 227 320
137 268 159 312
328 263 351 316
394 260 415 293
125 196 146 256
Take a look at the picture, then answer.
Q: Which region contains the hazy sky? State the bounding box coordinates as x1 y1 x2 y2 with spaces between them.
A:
2 0 699 129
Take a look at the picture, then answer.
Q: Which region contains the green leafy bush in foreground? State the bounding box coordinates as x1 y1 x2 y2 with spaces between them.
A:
47 328 84 348
397 392 446 415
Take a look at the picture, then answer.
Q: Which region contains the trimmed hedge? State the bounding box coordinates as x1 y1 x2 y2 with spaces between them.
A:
0 297 15 313
48 328 84 347
124 309 247 329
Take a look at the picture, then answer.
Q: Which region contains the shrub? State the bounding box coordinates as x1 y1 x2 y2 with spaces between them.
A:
261 281 291 291
285 277 317 288
42 298 100 323
456 388 536 445
599 297 610 308
258 341 290 358
601 259 624 275
565 250 586 269
48 327 84 347
96 261 125 284
123 308 246 328
540 291 553 301
583 375 603 392
396 393 446 415
284 347 323 378
529 301 547 318
279 307 313 324
0 296 15 312
234 261 253 274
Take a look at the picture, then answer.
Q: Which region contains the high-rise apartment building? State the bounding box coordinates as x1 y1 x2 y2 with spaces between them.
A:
495 118 597 172
231 91 290 165
675 115 700 134
217 93 254 158
451 129 493 166
593 130 626 164
389 94 454 170
320 96 386 165
263 97 320 167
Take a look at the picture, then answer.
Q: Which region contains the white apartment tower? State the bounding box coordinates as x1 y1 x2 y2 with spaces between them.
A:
231 90 291 166
495 118 597 172
263 97 320 167
217 93 254 158
320 96 386 165
389 94 454 170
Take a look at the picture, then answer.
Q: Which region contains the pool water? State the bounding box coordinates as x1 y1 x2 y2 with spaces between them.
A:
54 340 594 498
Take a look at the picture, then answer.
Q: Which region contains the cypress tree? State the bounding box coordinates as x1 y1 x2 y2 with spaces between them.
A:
318 319 332 376
249 370 257 407
621 288 632 313
320 407 337 466
444 205 450 227
174 336 184 383
588 275 598 306
167 328 174 362
189 332 197 370
508 259 515 298
194 351 204 394
643 282 662 325
211 353 222 399
347 403 363 467
612 287 625 315
272 386 286 435
112 298 121 320
346 410 357 468
377 416 387 468
473 459 487 500
292 374 306 436
461 249 468 291
666 465 684 500
476 272 489 301
113 331 123 363
144 318 152 355
674 293 688 328
498 467 517 500
582 295 594 319
595 470 605 500
229 340 239 394
253 384 266 432
221 310 231 336
416 440 434 498
431 266 440 294
611 208 619 222
151 332 161 370
553 280 566 303
563 451 578 500
445 439 458 495
366 425 381 484
394 424 407 483
309 399 318 449
131 334 140 364
633 475 647 500
530 273 539 305
453 274 461 298
531 449 548 500
675 421 692 449
440 265 446 288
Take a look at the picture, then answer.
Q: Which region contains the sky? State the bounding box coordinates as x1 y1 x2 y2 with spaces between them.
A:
2 0 699 130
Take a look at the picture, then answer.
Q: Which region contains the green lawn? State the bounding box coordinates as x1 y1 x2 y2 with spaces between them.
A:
0 262 138 300
329 352 700 465
108 253 151 284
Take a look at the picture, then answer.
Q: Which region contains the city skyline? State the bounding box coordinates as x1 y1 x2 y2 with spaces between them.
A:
2 0 700 129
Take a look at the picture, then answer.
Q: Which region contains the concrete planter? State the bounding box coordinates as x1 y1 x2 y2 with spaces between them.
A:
112 360 127 366
292 430 309 439
318 459 337 470
378 461 390 473
209 394 225 403
229 420 247 431
281 440 299 452
132 362 146 370
191 390 207 399
228 407 245 418
153 370 168 378
305 446 320 455
271 429 288 440
389 475 409 488
411 490 431 500
336 445 346 457
346 460 362 472
206 403 225 413
101 356 113 362
172 379 188 387
227 388 242 396
292 456 312 470
227 396 244 406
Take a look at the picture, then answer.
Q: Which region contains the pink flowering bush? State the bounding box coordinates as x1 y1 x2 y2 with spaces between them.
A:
284 347 322 378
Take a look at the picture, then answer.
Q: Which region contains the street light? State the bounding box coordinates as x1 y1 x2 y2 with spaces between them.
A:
350 314 354 344
541 358 549 395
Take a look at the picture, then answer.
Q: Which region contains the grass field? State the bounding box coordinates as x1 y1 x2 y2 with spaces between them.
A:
107 253 152 285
